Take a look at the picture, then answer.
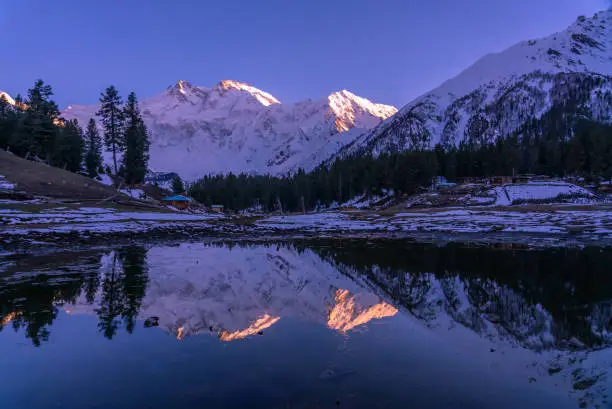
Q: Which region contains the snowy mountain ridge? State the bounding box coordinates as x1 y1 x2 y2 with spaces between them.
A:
59 80 397 179
0 91 16 106
335 10 612 157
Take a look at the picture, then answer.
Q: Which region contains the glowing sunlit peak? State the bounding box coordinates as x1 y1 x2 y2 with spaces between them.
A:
0 91 16 106
327 90 397 133
328 289 397 333
176 80 189 95
219 314 280 342
218 80 280 106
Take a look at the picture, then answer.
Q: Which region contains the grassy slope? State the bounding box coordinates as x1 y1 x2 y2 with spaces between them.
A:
0 150 119 200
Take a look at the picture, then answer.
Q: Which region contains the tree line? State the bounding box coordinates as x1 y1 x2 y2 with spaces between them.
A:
188 119 612 212
2 79 610 210
0 80 150 185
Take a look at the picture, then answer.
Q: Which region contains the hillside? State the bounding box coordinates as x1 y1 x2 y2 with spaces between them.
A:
337 10 612 157
0 150 120 200
59 80 397 179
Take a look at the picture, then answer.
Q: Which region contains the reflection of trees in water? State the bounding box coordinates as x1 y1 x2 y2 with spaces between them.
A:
0 247 149 345
0 253 101 346
311 241 612 351
2 240 612 350
94 246 149 339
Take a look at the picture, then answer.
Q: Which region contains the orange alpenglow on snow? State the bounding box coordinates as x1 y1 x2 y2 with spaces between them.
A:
176 327 185 341
0 91 16 106
327 289 398 333
219 314 280 342
218 80 281 106
1 312 21 327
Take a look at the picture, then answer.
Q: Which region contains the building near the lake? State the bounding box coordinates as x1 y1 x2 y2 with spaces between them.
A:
210 204 224 213
162 195 191 210
433 176 457 189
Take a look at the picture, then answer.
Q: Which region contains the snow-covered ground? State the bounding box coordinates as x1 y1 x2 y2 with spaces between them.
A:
0 206 223 236
97 174 113 186
404 182 597 209
493 182 594 206
3 203 612 247
258 208 612 240
120 188 148 200
0 175 14 191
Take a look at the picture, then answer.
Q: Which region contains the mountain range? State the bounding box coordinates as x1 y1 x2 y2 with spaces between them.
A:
2 10 610 180
61 80 397 179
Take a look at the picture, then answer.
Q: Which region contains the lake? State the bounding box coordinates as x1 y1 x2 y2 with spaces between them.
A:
1 240 611 409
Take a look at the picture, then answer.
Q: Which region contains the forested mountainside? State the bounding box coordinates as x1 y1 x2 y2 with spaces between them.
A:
337 10 612 158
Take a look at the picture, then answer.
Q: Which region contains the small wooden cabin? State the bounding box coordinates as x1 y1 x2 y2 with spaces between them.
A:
490 176 513 185
210 204 224 214
599 183 612 193
162 195 191 210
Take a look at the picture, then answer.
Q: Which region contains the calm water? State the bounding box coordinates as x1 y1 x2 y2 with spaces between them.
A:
1 240 612 409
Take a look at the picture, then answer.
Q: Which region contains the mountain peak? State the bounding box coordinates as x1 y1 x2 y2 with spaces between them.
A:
327 90 397 132
0 91 16 106
175 79 193 94
216 79 280 106
166 80 196 96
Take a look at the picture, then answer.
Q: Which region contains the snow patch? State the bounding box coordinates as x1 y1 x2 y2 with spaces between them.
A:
493 182 593 205
0 175 15 191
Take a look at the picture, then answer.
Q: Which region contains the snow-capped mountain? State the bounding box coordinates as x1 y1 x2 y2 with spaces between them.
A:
61 80 397 179
337 10 612 157
0 91 16 106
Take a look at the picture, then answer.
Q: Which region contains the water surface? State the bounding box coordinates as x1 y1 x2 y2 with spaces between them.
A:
1 240 611 409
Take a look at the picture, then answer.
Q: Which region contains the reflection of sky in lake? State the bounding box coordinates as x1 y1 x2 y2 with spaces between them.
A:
2 241 611 409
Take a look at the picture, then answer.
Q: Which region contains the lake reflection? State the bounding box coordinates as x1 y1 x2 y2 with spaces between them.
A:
1 241 612 409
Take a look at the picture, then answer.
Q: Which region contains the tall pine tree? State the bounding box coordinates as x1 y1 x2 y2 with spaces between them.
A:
10 80 59 161
84 118 103 178
97 86 124 176
54 119 84 173
172 175 184 194
122 92 150 185
0 94 18 150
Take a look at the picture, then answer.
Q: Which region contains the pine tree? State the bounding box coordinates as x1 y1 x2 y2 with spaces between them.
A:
54 119 84 173
97 86 124 176
0 94 18 150
172 175 184 194
84 118 103 178
121 92 150 185
9 80 59 161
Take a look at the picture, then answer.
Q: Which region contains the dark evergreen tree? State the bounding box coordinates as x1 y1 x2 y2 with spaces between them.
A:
84 118 103 178
54 119 84 173
9 80 59 161
97 86 124 176
121 92 150 185
172 175 184 194
0 94 18 150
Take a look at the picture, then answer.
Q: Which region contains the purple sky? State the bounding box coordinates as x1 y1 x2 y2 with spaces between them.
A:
0 0 607 108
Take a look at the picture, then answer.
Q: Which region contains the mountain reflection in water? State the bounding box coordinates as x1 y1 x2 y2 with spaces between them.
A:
1 241 612 408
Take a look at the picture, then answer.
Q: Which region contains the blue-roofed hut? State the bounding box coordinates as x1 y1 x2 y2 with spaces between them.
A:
162 195 192 210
